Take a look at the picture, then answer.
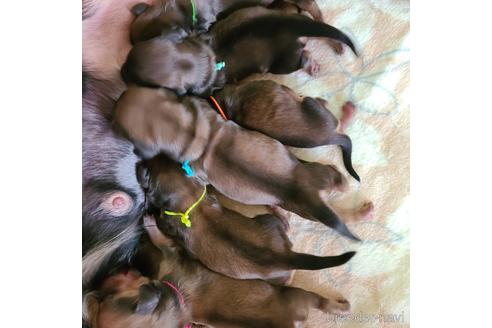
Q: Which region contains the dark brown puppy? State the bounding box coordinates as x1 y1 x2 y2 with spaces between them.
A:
213 79 360 181
114 86 360 241
129 0 323 43
121 36 223 96
209 7 358 82
123 9 356 93
92 219 351 328
139 154 356 284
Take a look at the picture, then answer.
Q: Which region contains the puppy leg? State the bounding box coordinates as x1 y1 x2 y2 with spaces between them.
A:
255 213 293 248
269 206 292 233
270 44 307 75
339 101 357 133
318 293 351 314
143 215 174 248
285 288 350 321
266 271 295 286
330 200 374 223
286 162 361 241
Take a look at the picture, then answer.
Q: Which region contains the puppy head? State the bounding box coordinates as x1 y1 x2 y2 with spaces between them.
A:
130 1 189 44
121 36 217 96
97 271 183 328
138 155 201 211
182 37 221 96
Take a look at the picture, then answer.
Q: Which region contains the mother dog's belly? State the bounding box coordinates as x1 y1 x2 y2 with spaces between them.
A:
83 0 154 80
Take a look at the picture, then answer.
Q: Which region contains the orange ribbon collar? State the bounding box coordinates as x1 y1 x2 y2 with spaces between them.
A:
209 96 229 121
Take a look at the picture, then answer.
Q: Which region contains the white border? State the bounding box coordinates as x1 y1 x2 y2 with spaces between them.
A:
1 0 492 327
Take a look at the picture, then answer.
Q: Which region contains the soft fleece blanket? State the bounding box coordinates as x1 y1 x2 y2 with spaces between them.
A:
224 0 410 326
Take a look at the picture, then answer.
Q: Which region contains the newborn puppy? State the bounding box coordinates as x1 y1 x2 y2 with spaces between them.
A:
121 36 223 96
128 7 356 87
129 0 323 44
213 79 360 181
92 218 351 328
209 7 358 82
123 8 356 92
139 154 356 284
115 86 360 241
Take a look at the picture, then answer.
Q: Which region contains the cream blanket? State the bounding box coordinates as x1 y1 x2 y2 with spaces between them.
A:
224 0 409 326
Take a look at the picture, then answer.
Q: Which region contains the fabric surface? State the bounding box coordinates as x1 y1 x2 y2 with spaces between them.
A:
225 0 410 326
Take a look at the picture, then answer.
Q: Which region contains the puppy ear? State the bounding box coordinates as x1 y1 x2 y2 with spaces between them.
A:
131 3 150 16
135 284 161 314
144 215 175 248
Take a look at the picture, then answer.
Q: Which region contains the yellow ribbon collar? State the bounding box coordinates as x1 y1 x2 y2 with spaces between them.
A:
163 185 207 228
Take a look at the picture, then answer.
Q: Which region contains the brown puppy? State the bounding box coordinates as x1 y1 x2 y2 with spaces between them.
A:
209 7 358 82
93 218 351 328
129 0 323 43
121 36 223 96
138 154 356 284
114 86 360 241
123 9 356 92
213 79 360 181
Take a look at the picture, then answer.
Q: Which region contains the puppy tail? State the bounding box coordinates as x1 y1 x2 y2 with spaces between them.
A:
317 206 361 241
293 163 360 241
221 15 357 56
287 251 356 270
329 134 360 182
293 19 357 55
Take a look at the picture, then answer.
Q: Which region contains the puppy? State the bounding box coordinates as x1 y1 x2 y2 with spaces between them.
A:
126 7 356 87
129 0 323 43
114 86 360 241
213 79 360 181
209 7 358 82
92 218 351 328
138 154 356 284
121 36 224 96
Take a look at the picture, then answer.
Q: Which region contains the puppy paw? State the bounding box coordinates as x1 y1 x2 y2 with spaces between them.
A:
270 206 291 232
320 296 351 314
339 101 357 133
333 297 351 313
358 201 374 220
